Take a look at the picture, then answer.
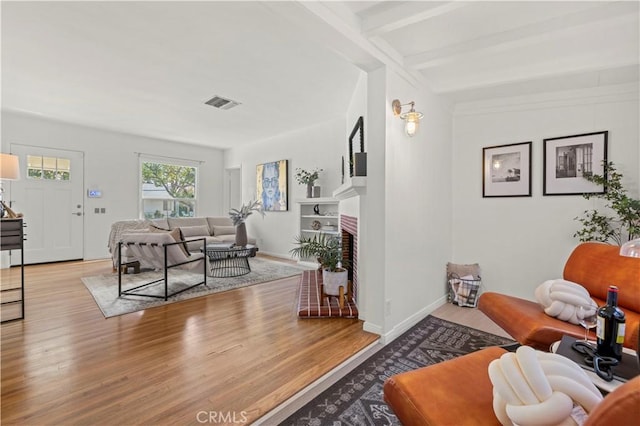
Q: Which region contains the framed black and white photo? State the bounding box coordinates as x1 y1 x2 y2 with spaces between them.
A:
482 142 532 197
543 131 607 196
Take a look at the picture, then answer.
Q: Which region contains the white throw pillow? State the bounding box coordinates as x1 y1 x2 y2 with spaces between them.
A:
179 225 211 238
534 279 596 325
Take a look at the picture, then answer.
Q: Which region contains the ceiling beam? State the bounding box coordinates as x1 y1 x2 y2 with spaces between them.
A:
407 1 639 70
362 1 468 38
434 59 640 94
265 1 428 87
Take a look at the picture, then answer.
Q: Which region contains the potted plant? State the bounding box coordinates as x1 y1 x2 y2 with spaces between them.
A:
290 233 349 296
295 167 323 198
574 161 640 245
229 200 265 246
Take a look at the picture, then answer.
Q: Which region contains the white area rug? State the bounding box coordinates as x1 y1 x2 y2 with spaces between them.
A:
82 257 307 318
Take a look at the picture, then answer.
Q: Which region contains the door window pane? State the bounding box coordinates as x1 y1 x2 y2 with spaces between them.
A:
27 155 71 181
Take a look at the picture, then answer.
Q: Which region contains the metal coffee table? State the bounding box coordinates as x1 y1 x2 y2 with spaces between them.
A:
202 244 257 278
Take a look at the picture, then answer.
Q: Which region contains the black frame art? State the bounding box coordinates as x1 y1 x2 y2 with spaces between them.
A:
348 116 364 177
482 142 532 198
543 131 608 196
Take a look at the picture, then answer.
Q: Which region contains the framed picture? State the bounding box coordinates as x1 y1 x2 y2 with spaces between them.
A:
482 142 532 197
256 159 288 211
543 131 608 196
348 116 365 177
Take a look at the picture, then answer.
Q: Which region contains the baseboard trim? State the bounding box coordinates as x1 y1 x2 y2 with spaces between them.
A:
363 321 383 336
253 340 382 425
379 296 447 344
258 250 292 260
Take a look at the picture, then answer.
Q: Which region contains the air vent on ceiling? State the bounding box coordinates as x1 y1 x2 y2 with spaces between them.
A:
205 95 241 110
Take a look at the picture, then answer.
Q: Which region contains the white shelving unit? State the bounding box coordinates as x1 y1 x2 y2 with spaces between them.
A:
296 197 339 266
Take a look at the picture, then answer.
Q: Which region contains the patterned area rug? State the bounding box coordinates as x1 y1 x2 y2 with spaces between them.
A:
282 315 514 426
82 257 307 318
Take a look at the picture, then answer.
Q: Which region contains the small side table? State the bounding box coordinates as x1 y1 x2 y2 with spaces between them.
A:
1 218 25 322
202 244 256 278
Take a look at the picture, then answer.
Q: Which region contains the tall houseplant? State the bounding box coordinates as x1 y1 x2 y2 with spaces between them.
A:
229 200 264 246
290 233 349 296
574 161 640 245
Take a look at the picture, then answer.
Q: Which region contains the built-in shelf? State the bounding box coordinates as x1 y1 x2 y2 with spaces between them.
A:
333 177 367 200
301 215 338 219
296 198 339 265
301 229 339 235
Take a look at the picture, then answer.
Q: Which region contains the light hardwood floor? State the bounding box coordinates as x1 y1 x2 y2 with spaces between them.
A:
1 258 510 425
0 257 379 425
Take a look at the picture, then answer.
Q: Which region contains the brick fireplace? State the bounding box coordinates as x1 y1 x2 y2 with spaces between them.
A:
340 214 358 302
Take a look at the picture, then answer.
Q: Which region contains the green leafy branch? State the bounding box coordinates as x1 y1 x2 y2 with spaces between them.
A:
229 200 265 226
574 161 640 245
290 233 349 272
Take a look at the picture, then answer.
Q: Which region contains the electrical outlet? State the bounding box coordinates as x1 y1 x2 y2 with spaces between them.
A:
94 208 100 214
100 208 106 213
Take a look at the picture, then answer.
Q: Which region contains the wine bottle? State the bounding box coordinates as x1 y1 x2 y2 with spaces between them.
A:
596 285 626 360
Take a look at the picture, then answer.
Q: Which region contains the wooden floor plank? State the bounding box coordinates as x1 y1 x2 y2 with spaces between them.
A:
1 257 379 425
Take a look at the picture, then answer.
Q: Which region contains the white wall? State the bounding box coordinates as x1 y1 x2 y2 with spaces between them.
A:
1 111 225 260
224 117 348 258
381 70 454 338
452 84 640 300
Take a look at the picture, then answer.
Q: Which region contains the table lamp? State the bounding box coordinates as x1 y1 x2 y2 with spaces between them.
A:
0 153 21 218
620 238 640 258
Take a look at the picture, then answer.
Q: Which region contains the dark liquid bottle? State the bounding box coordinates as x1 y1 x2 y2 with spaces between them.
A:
596 285 626 360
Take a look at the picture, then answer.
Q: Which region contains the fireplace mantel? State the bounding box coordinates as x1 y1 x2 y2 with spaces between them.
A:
332 177 367 200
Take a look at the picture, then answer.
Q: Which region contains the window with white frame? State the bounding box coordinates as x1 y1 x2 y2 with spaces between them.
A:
140 156 198 219
27 155 71 181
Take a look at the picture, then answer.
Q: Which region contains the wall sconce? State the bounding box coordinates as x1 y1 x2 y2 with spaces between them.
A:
392 99 424 137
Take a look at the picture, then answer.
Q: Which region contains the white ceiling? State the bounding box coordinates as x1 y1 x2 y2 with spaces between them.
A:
2 1 639 149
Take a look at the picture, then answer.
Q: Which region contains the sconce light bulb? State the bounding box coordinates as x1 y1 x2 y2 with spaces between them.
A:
405 119 418 137
404 111 422 137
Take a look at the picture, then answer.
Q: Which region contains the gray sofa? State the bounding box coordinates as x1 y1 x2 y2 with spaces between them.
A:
108 216 257 269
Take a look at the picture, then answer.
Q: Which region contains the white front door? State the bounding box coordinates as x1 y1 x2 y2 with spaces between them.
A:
9 145 84 265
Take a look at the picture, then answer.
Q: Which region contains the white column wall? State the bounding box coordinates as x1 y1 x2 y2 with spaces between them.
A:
381 70 454 340
452 85 640 300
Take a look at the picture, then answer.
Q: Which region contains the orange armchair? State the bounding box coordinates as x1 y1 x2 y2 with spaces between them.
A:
384 346 640 426
478 242 640 351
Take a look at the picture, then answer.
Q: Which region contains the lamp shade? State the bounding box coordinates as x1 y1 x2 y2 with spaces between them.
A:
0 153 20 180
620 238 640 258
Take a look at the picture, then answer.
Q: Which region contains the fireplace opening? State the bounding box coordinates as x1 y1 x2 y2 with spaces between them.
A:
340 215 358 302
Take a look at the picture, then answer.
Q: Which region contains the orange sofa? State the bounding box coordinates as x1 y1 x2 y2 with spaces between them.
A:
479 242 640 351
383 346 640 426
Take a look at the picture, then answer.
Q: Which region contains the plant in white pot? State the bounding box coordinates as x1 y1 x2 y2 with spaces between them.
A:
229 200 264 247
290 233 350 296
